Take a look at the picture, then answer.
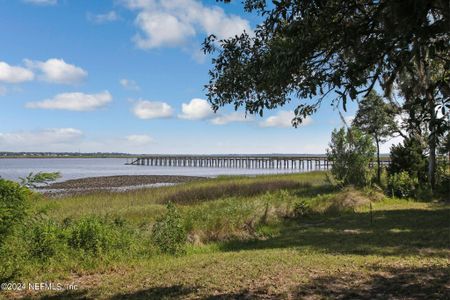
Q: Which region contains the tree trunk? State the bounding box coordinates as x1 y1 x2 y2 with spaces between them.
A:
427 89 437 190
416 44 437 190
376 136 381 184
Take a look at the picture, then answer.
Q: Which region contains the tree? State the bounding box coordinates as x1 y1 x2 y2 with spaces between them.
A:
389 137 428 184
395 61 450 189
205 0 449 187
352 91 397 183
327 127 376 187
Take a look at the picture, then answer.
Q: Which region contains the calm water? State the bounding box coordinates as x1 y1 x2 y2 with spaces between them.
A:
0 158 314 182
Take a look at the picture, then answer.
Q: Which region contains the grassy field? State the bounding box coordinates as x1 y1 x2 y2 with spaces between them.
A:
3 172 449 299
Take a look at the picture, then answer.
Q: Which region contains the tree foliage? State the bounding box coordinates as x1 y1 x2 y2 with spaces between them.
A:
389 137 428 184
327 127 376 187
352 90 397 182
19 172 61 189
205 0 449 126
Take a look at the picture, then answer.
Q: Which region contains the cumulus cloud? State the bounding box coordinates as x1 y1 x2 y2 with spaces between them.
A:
0 61 34 83
259 111 313 128
126 134 153 145
179 98 214 120
123 0 252 49
210 112 253 125
24 58 87 84
132 100 173 119
0 128 82 150
87 11 120 24
23 0 57 5
119 78 140 91
134 11 196 48
26 91 112 111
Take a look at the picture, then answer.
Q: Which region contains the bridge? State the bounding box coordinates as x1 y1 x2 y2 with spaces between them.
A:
126 155 391 170
127 155 319 170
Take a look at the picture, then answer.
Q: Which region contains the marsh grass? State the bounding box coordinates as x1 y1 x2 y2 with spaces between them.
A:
36 172 327 223
3 171 449 299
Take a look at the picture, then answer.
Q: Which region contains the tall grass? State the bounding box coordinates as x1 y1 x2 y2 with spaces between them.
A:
6 172 340 280
35 172 327 223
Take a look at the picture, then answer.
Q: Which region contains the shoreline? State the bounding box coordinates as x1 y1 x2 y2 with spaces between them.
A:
37 175 207 197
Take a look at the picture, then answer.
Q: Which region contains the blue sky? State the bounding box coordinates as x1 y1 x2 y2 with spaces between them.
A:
0 0 377 154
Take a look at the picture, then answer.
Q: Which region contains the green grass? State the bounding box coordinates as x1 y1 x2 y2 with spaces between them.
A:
36 172 327 223
2 171 449 299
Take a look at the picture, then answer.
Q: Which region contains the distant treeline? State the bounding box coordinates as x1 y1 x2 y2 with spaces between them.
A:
0 152 136 158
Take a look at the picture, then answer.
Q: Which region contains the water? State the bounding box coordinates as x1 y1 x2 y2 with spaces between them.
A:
0 158 313 182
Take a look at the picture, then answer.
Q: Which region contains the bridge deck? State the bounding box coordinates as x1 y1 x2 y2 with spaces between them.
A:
126 155 390 170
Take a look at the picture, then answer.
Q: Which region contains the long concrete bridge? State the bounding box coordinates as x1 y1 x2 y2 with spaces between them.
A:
126 155 391 170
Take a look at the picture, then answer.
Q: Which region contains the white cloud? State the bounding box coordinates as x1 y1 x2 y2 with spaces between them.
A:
0 128 82 150
87 11 120 24
24 58 87 84
26 91 112 111
0 61 34 83
134 11 196 48
119 78 140 91
126 134 153 145
23 0 57 5
123 0 252 49
179 98 214 120
259 111 313 128
132 100 173 119
210 112 253 125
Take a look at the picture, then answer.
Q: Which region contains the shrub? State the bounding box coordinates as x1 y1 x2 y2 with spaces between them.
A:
152 202 186 255
0 233 28 281
0 179 30 242
388 171 418 198
292 199 312 218
389 137 427 184
68 217 120 254
327 127 376 187
28 220 65 261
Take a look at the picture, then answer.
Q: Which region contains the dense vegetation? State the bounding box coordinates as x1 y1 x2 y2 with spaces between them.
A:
206 0 449 189
0 172 449 299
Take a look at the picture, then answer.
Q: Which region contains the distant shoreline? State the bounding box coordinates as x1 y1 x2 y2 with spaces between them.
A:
0 155 134 159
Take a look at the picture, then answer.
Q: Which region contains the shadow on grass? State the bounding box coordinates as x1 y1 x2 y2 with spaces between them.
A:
162 181 316 205
294 265 450 299
30 289 90 300
221 208 450 257
204 288 283 299
292 183 337 198
109 285 198 300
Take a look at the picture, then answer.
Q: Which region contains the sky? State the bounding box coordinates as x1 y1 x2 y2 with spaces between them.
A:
0 0 398 154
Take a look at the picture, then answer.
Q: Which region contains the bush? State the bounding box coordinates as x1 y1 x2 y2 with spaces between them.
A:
0 179 30 242
292 199 312 218
152 202 186 255
327 127 376 187
388 171 418 198
389 137 427 184
68 217 122 254
0 233 28 281
28 220 66 261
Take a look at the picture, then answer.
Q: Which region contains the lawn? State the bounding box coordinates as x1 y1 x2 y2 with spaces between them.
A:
3 172 449 299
